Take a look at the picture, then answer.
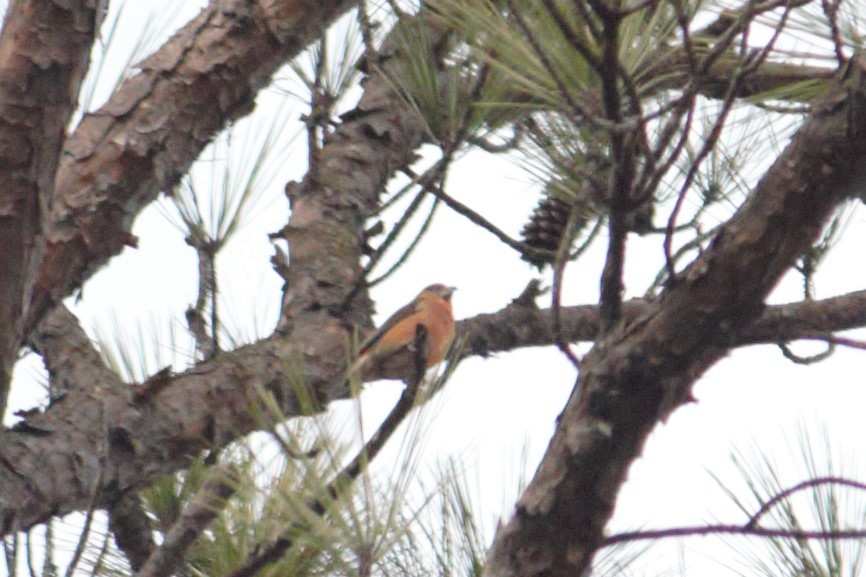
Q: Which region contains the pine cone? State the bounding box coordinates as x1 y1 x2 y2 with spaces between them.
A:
521 195 574 267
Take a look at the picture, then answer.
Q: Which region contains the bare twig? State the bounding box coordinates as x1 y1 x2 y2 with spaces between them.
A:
41 523 56 577
383 0 407 19
778 340 835 364
357 0 379 58
552 206 584 368
642 0 792 213
597 22 632 326
665 0 795 278
63 468 104 577
746 477 866 528
797 333 866 351
605 477 866 549
186 238 219 359
365 161 449 274
469 123 525 152
820 0 847 66
88 531 113 577
340 161 449 307
427 181 552 262
603 524 866 546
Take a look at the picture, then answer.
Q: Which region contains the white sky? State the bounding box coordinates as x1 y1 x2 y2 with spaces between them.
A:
6 1 866 576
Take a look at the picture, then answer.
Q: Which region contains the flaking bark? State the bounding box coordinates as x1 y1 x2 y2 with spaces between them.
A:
0 0 98 416
23 0 358 383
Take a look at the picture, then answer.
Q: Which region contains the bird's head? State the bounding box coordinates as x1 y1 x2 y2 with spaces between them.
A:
421 283 456 303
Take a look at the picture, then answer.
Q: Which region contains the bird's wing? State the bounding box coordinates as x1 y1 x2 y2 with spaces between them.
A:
357 298 420 355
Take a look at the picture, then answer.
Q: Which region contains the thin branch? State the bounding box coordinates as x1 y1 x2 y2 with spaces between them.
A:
595 0 633 329
448 60 491 151
674 0 698 77
357 0 379 57
64 399 110 577
469 123 525 153
41 522 56 577
340 160 450 308
108 493 156 572
646 224 720 293
136 465 239 577
747 477 866 528
88 530 113 577
186 238 219 359
633 72 696 205
638 0 784 209
820 0 847 66
602 524 866 546
63 467 104 577
426 180 552 262
778 340 835 364
383 0 407 19
797 333 866 351
553 206 585 368
665 0 795 278
224 328 434 577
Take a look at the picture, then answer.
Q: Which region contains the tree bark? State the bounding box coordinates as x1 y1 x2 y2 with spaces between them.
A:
0 0 99 416
4 287 866 533
19 0 358 404
483 64 866 577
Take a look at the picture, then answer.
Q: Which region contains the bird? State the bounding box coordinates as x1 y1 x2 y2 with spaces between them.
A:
348 284 456 384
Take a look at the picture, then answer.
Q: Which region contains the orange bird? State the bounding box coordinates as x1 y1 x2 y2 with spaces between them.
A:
349 284 456 383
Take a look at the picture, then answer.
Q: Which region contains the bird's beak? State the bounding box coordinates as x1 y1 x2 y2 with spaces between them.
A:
444 286 457 298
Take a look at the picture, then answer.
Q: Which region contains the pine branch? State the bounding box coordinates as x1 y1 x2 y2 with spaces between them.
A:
108 493 156 572
25 0 358 345
484 59 866 577
28 304 124 399
136 465 239 577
